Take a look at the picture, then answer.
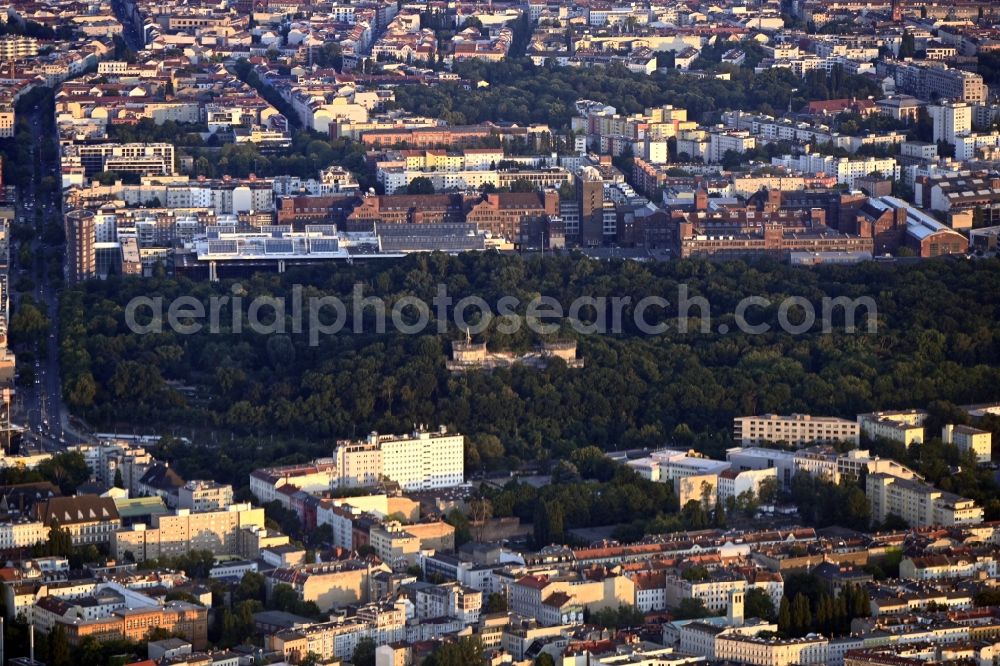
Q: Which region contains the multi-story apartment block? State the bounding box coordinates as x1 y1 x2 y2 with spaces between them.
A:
334 426 464 491
679 621 727 659
857 410 927 446
0 36 38 60
0 519 49 551
833 448 920 482
112 503 266 561
369 521 455 570
238 524 291 561
380 166 571 195
64 143 176 178
866 474 984 527
733 414 860 447
64 178 276 216
315 494 419 550
714 632 829 666
771 154 900 188
899 553 998 581
266 560 384 611
508 572 635 627
249 459 338 504
176 480 234 511
632 571 668 612
666 573 749 614
891 63 988 105
414 582 482 624
942 424 992 464
421 551 500 596
269 603 407 663
271 617 374 664
727 446 918 490
65 209 97 284
69 439 155 491
709 129 756 163
929 101 972 145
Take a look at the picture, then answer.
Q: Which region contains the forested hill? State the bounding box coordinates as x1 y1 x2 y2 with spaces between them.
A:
55 254 1000 473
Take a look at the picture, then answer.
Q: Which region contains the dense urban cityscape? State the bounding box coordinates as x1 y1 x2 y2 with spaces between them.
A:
0 0 999 664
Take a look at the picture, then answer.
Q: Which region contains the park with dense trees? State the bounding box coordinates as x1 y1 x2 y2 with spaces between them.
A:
57 254 1000 533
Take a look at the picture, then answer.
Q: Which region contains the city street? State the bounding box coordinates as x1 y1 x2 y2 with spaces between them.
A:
11 100 89 450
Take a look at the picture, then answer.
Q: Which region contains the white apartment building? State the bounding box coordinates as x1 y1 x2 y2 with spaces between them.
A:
164 182 274 214
709 130 756 163
942 424 991 464
627 449 731 483
0 520 48 550
733 414 860 447
177 480 234 511
249 459 338 504
632 572 668 612
722 111 835 146
335 426 464 491
414 583 482 624
379 166 571 195
857 410 927 446
794 446 921 485
680 621 726 658
68 178 274 215
715 633 828 666
97 61 136 75
645 138 669 164
507 573 634 627
316 494 404 550
727 446 916 491
666 575 747 614
70 440 156 490
929 101 972 145
901 142 938 161
271 610 405 663
717 468 778 505
866 473 983 527
953 132 1000 161
676 128 709 162
899 553 998 581
318 502 363 550
771 154 900 188
835 448 920 482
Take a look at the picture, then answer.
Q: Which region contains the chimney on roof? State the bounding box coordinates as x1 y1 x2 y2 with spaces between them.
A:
694 188 708 211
